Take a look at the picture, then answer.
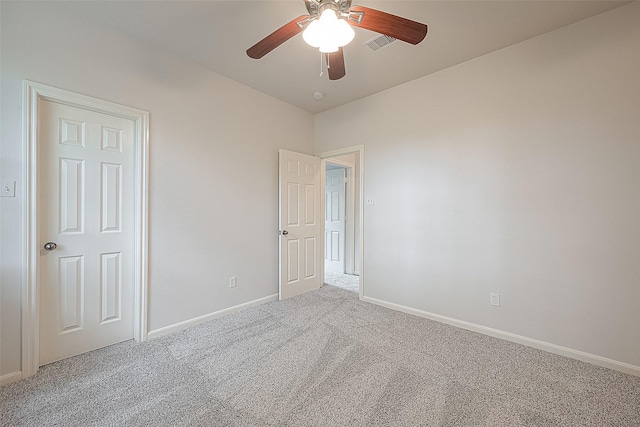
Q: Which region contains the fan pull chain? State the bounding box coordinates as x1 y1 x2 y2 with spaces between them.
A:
319 52 324 77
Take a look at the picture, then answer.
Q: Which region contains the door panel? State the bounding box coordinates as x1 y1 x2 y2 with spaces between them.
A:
58 255 84 333
59 157 84 234
39 100 134 365
101 162 122 232
100 252 121 323
279 150 322 299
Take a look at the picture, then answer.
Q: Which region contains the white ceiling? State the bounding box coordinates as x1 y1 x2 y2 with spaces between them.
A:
56 1 628 114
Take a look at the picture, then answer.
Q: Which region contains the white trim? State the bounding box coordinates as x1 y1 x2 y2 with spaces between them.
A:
316 145 365 300
325 158 353 169
0 371 23 386
147 294 279 339
344 166 355 275
21 81 149 379
319 160 326 289
362 296 640 377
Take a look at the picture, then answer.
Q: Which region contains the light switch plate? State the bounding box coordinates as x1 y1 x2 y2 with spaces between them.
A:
1 181 15 197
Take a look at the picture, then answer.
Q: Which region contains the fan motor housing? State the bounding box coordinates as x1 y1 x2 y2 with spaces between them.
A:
305 0 352 18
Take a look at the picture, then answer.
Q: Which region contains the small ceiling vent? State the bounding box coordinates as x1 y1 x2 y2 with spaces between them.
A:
364 35 397 52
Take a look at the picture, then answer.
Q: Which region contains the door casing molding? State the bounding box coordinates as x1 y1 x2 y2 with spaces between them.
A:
22 81 149 378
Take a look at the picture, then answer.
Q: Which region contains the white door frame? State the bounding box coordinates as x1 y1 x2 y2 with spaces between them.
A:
316 145 364 299
21 81 150 378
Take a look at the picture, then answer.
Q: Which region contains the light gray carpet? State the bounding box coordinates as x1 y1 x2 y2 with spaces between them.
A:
2 286 639 426
324 272 359 293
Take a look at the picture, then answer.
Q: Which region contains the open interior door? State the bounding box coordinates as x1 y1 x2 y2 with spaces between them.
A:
279 150 323 299
325 168 346 273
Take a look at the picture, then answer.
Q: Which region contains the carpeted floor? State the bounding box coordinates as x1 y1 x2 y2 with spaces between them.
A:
324 272 359 293
1 286 639 426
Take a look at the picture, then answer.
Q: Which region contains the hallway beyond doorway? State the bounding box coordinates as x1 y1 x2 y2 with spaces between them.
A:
324 272 359 293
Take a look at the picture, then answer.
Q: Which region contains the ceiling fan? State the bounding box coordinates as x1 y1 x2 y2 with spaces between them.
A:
246 0 428 81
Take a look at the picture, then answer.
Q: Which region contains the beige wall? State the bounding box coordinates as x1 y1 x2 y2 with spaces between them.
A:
0 1 314 377
315 3 640 367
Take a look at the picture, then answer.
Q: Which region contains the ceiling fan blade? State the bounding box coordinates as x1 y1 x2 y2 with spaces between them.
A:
347 5 427 45
327 48 346 80
247 15 310 59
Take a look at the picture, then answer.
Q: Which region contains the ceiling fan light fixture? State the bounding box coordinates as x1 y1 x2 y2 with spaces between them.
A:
302 8 355 53
246 0 428 81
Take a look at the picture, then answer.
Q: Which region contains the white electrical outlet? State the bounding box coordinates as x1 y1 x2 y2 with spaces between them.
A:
229 276 237 288
490 293 500 307
1 181 15 197
366 197 374 206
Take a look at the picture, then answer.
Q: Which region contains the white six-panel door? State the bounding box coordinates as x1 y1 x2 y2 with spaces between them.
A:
279 150 323 299
38 100 134 365
325 168 346 273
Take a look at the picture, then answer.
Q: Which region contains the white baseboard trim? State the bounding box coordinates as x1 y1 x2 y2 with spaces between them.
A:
147 294 278 340
362 296 640 377
1 371 23 386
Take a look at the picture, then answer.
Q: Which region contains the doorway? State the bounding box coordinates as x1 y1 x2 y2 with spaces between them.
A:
318 146 363 297
22 81 149 378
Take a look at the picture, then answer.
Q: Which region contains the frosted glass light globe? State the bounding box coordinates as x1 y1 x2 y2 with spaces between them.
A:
303 9 355 53
302 20 322 48
335 17 355 47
